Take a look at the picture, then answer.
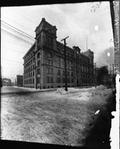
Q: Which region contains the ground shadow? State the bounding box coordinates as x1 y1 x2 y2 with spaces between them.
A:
84 90 116 149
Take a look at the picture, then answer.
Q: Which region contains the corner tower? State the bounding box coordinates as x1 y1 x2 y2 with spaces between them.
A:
35 18 57 50
34 18 57 89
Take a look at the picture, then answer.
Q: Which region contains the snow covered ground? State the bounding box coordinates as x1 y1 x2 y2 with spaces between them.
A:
1 86 113 146
110 75 120 149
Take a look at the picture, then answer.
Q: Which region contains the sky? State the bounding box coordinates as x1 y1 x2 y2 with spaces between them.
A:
1 2 114 82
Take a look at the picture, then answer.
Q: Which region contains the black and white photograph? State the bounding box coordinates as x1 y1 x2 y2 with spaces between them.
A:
1 0 120 149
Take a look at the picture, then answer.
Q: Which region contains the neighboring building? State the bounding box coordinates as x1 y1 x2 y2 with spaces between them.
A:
2 78 11 86
0 77 2 87
95 66 115 87
113 1 120 73
23 18 94 89
16 75 23 87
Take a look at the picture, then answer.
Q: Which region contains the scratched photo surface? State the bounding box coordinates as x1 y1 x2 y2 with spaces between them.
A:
1 1 118 148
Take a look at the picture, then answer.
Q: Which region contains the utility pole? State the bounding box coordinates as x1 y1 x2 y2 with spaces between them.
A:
94 63 96 87
61 36 69 91
86 35 88 51
112 64 114 75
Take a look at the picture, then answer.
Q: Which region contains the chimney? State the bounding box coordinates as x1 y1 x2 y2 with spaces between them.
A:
73 46 81 53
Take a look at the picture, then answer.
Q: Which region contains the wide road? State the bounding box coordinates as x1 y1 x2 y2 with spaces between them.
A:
1 86 56 95
1 86 33 94
1 86 113 148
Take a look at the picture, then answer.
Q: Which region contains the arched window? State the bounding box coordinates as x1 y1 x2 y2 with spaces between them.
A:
37 52 40 58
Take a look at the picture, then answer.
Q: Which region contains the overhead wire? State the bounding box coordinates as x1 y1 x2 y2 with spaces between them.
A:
1 19 36 67
1 19 35 40
1 27 34 45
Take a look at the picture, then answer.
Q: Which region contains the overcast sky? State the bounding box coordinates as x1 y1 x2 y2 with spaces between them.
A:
1 2 114 81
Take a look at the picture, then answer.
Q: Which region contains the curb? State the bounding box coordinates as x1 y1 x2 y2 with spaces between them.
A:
1 89 57 95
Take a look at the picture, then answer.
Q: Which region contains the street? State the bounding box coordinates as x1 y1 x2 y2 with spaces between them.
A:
1 86 114 147
1 86 56 95
1 86 34 94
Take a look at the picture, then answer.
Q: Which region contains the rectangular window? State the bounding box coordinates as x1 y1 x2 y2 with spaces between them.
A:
57 70 61 76
47 68 50 74
51 77 53 83
47 76 50 83
57 77 61 83
58 57 61 67
47 67 53 74
67 71 70 76
62 77 65 83
71 78 74 83
51 68 53 74
71 72 73 77
67 78 70 83
63 71 65 76
37 77 40 83
37 69 40 74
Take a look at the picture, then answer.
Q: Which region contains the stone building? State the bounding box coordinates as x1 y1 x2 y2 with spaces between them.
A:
23 18 94 89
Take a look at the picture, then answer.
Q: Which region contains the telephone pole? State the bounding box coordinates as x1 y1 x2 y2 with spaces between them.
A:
61 36 69 91
94 63 96 87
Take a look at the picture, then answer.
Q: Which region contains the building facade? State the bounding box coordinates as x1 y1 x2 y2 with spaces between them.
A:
113 1 120 74
23 18 94 89
16 75 23 87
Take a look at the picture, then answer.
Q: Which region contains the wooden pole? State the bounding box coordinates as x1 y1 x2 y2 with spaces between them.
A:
61 36 69 91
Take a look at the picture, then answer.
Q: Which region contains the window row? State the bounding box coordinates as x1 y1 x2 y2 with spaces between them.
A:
47 76 53 83
47 67 53 74
24 53 41 68
57 77 74 83
24 56 35 67
24 51 34 63
46 59 53 65
24 71 34 79
24 78 34 84
46 76 74 83
57 70 74 77
24 65 35 73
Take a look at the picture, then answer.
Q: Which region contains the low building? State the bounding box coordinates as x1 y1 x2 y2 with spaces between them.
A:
23 18 94 89
16 75 23 87
2 78 11 86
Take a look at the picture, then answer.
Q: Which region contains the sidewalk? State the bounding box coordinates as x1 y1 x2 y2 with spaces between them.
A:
14 86 57 92
1 86 57 95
